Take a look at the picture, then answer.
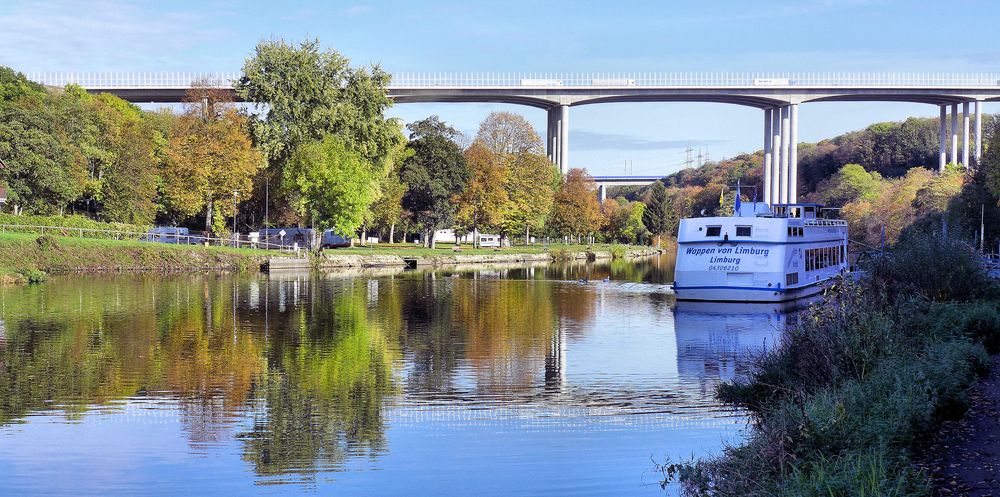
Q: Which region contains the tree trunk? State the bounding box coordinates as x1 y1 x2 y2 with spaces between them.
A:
525 226 530 246
361 225 368 246
205 199 214 235
402 228 407 244
389 223 396 245
473 226 479 249
430 229 437 249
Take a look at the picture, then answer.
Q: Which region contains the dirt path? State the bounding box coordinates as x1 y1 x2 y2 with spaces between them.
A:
917 356 1000 496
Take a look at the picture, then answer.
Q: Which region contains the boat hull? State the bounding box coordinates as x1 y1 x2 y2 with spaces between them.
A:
673 279 829 303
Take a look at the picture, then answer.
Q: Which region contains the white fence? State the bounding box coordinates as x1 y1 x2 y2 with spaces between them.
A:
25 71 1000 89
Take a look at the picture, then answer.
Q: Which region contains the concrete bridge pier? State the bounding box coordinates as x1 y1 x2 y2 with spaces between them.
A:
762 109 773 206
951 103 959 166
559 105 570 174
779 106 791 204
939 105 948 172
770 108 782 205
789 104 799 202
547 107 559 165
598 184 607 203
975 101 983 165
962 102 971 169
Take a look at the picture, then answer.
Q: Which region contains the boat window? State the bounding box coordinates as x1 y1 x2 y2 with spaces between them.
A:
786 272 799 285
705 226 721 237
736 226 751 237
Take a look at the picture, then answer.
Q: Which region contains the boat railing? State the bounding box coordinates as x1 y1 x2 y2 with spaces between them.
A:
804 219 848 227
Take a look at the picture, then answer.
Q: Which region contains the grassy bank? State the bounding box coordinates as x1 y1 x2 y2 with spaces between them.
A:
0 233 277 279
662 233 1000 496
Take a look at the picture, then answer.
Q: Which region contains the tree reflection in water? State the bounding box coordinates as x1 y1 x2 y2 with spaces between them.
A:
1 260 775 488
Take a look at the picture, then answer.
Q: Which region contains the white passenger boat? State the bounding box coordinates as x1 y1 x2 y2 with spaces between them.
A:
673 203 849 302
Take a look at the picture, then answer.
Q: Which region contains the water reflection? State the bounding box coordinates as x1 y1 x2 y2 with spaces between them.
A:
0 258 798 496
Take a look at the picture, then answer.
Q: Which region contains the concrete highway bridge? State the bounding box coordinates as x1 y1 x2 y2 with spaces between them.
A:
28 71 1000 205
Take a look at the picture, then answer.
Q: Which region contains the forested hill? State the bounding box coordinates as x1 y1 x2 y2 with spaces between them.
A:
616 114 1000 248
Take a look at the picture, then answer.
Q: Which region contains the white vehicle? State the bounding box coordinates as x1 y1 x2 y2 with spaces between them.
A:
520 79 563 86
673 203 849 302
477 234 504 248
591 78 636 86
752 78 791 86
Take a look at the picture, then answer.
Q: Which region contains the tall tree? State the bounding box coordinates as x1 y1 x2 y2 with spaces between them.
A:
472 112 556 243
0 100 86 215
642 181 672 239
400 117 468 248
456 141 510 246
236 38 404 225
163 86 263 234
476 111 544 158
547 168 602 242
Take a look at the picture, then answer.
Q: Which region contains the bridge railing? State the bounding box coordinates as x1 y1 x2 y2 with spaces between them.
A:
26 71 1000 89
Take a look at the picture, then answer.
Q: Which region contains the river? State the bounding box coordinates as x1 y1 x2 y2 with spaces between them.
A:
0 255 796 496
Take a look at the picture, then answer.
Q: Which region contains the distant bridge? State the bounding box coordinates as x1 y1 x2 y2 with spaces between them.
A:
28 71 1000 205
591 176 663 202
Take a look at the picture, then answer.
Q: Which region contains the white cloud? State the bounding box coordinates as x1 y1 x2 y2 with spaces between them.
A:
0 0 233 71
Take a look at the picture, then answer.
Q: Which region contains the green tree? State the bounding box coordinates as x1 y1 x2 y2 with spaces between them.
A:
642 181 671 238
813 163 883 207
0 101 86 214
984 128 1000 201
400 117 469 248
284 134 378 239
236 38 404 226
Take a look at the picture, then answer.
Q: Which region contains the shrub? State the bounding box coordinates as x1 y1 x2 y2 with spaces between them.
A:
17 268 46 284
867 232 995 302
0 213 148 239
35 235 58 250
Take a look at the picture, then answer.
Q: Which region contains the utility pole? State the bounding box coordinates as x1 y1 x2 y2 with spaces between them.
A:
684 147 694 169
697 148 704 168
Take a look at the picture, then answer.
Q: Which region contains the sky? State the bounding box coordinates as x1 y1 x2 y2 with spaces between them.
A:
1 0 998 175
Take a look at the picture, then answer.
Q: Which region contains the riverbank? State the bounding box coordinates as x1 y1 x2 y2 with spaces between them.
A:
267 245 662 269
0 233 663 283
661 233 1000 496
0 233 275 283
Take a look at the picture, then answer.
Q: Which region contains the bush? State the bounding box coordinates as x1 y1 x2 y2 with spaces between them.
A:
0 213 148 239
17 268 46 284
958 304 1000 353
867 232 996 302
609 244 627 259
35 235 57 250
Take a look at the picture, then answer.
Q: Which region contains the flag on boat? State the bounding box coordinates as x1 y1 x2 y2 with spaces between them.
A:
734 184 742 214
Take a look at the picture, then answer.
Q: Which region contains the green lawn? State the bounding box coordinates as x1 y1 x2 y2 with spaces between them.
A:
0 232 285 275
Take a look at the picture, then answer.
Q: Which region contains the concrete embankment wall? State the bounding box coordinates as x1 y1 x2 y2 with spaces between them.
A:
266 248 662 271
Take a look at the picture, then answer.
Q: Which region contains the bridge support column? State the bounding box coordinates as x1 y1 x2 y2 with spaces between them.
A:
950 103 959 166
779 106 790 204
771 108 782 205
558 104 570 175
939 105 947 173
762 109 773 206
598 184 606 203
962 102 971 169
975 101 983 166
547 108 558 164
789 104 799 203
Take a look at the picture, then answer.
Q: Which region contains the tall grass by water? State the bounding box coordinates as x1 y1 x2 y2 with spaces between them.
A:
660 232 1000 497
